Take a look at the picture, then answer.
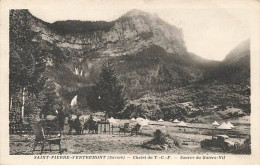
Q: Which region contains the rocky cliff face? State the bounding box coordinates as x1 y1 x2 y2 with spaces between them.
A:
14 9 190 92
30 9 186 57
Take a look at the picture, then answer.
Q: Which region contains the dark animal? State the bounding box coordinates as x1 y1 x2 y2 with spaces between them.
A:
119 123 141 136
83 120 98 134
68 116 83 135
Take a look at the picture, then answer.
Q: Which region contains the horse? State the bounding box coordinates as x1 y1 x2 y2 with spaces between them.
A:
68 116 83 135
83 120 98 134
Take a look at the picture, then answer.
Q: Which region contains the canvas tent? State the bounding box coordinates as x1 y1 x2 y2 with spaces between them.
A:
158 119 164 122
173 119 180 123
131 118 136 121
136 117 149 126
212 121 220 126
217 122 232 130
177 121 187 127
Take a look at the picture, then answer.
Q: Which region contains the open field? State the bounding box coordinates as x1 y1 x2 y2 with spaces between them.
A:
9 118 250 155
10 133 223 155
109 118 250 138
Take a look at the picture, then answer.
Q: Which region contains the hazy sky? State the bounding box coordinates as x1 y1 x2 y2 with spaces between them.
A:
29 1 250 61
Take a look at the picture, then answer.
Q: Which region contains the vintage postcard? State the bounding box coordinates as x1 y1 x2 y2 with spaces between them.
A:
0 0 260 165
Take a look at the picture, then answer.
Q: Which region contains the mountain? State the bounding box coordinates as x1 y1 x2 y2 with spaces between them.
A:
224 39 250 64
10 9 250 117
203 39 250 84
10 10 220 98
120 40 251 119
31 9 186 57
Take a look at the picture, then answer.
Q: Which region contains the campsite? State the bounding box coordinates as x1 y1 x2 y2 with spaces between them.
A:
9 112 250 154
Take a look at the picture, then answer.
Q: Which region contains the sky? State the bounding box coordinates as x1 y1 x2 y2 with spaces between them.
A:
29 0 251 61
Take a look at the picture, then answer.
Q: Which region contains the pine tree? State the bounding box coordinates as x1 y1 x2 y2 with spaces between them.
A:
94 60 127 119
9 10 47 121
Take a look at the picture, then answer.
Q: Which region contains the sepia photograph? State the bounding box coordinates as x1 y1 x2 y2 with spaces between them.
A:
1 0 260 165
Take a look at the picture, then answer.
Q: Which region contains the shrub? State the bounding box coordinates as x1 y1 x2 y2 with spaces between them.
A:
153 129 167 145
142 129 180 150
231 136 251 154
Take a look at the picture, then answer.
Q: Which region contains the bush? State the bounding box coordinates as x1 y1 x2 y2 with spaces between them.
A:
142 129 179 150
153 129 167 145
231 136 251 154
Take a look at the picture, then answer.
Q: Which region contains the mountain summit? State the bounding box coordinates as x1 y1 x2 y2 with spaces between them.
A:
121 9 152 18
40 9 186 57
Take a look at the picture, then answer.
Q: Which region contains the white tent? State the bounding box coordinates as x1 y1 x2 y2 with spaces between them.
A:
136 117 149 126
136 117 144 122
70 95 78 108
108 117 117 124
212 121 220 126
131 118 136 121
177 121 187 127
158 119 164 122
218 122 232 130
226 121 234 128
173 119 180 123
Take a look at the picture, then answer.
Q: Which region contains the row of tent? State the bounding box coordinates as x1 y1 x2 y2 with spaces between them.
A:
70 96 235 130
171 119 235 129
107 117 150 126
212 121 234 130
110 117 187 127
69 96 194 128
172 119 235 129
130 118 163 122
45 113 234 130
130 118 188 127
